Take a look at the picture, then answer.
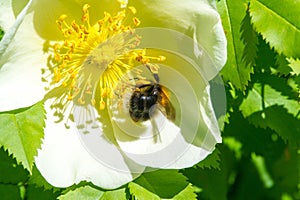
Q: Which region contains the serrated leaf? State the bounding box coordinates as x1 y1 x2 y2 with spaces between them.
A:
257 73 297 100
196 147 221 170
240 82 299 118
217 0 254 90
183 145 236 200
129 182 197 200
26 184 61 200
240 7 258 71
223 110 286 163
254 35 277 74
249 0 300 58
0 102 45 172
100 188 126 200
58 186 104 200
0 147 28 184
128 182 160 200
172 184 197 200
275 54 293 76
58 185 126 200
287 58 300 75
0 184 21 200
271 145 300 199
28 166 60 192
247 105 300 146
133 170 189 199
228 156 269 200
295 74 300 87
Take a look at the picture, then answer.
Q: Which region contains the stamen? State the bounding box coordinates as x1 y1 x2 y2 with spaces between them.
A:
117 0 128 8
128 7 137 14
45 4 166 126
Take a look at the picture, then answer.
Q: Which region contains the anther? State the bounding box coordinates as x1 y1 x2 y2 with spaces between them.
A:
62 82 68 87
82 4 90 14
67 93 73 100
59 14 68 21
158 56 166 61
133 17 141 26
128 7 137 14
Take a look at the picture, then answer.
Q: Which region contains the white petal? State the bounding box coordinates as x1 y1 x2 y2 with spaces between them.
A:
111 109 216 169
163 84 222 169
72 103 146 174
110 63 223 169
0 0 31 32
0 0 85 112
0 0 33 55
0 9 47 111
134 0 227 80
0 0 136 112
35 100 144 189
0 0 15 32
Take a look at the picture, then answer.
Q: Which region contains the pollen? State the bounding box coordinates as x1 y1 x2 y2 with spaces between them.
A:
46 4 165 116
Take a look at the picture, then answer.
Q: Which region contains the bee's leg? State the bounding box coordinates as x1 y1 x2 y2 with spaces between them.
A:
149 105 163 143
150 116 162 143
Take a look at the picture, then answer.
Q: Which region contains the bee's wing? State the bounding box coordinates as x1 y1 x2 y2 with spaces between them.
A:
149 104 174 143
158 87 176 121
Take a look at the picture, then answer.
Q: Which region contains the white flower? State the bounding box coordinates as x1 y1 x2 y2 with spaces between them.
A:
0 0 226 189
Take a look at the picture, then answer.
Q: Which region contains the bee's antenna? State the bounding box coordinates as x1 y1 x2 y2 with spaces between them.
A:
145 64 160 83
153 73 160 83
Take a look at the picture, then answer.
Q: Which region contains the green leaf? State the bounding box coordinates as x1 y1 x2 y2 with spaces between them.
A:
240 7 258 73
183 145 236 200
28 166 60 192
132 170 189 199
275 54 293 76
240 76 300 145
129 182 197 200
295 74 300 87
0 147 28 184
0 29 4 41
271 145 300 199
58 186 104 200
251 153 274 189
196 147 221 170
240 82 299 118
26 184 61 200
223 137 242 160
58 185 126 200
287 58 300 75
172 184 197 200
128 182 160 200
254 35 277 74
100 188 126 200
217 0 255 90
0 184 21 200
223 110 287 163
249 0 300 58
0 102 45 172
227 156 269 200
247 105 300 146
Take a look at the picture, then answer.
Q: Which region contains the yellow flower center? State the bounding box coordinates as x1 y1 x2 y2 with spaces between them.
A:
45 4 165 117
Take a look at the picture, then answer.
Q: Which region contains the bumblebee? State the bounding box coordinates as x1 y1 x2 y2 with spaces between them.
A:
129 82 175 122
